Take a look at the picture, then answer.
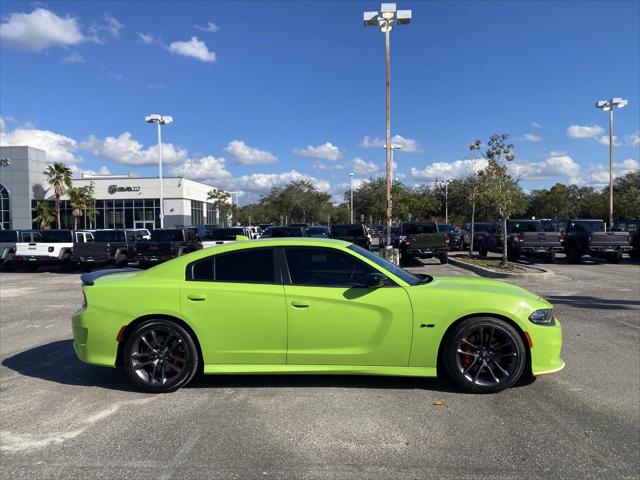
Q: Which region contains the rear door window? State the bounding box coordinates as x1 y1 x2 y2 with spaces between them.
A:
188 248 276 283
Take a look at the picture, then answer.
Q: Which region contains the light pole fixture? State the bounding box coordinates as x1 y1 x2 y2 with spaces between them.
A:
145 114 173 228
382 144 402 182
595 97 628 230
350 172 355 224
434 177 451 224
364 3 412 256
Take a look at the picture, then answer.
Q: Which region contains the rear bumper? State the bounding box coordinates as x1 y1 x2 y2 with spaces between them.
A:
589 245 632 253
404 248 447 257
521 246 563 254
72 307 119 367
14 255 61 264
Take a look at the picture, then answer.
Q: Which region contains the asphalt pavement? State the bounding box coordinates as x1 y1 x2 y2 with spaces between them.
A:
1 256 638 479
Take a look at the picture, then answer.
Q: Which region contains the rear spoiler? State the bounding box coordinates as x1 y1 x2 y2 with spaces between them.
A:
80 268 142 286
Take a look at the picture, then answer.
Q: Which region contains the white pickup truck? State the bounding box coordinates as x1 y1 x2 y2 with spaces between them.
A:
15 230 93 272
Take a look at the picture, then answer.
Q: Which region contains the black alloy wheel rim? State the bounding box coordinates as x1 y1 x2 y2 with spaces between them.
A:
130 328 188 386
455 326 519 387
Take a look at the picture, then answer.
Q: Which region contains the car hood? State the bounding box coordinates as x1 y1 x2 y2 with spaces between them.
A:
424 275 550 307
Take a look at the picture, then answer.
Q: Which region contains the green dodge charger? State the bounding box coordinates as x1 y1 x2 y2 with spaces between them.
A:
72 238 564 393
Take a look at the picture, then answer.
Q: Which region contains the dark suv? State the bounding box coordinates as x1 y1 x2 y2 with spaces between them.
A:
330 224 371 250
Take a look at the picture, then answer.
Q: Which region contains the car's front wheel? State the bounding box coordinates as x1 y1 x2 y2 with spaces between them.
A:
122 320 199 393
443 317 527 393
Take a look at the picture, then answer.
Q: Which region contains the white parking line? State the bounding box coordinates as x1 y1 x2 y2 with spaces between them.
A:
617 320 640 330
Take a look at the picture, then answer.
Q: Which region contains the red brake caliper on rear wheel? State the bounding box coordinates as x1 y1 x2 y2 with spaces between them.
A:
460 336 473 368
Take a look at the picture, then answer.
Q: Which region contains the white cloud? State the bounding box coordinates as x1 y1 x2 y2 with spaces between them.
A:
0 124 81 164
61 52 85 64
360 134 422 153
293 142 342 161
566 124 605 138
87 14 123 43
523 133 542 142
531 121 542 129
0 8 85 51
312 161 329 171
81 166 111 177
80 132 188 166
169 155 231 181
411 159 488 181
350 157 379 175
195 22 219 33
626 131 640 146
571 159 639 187
510 152 580 181
0 118 5 132
596 135 621 146
168 36 215 62
137 32 156 45
223 140 277 165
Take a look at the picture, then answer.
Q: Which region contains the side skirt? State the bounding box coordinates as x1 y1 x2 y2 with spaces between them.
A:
203 364 437 377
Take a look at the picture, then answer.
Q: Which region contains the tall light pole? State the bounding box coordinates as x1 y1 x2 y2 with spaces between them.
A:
435 178 451 224
145 114 173 228
350 172 355 223
364 3 412 257
596 97 628 230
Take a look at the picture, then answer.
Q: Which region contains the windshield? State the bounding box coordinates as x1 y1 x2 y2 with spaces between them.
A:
332 225 363 237
347 244 422 286
204 228 245 240
151 230 184 241
571 220 604 233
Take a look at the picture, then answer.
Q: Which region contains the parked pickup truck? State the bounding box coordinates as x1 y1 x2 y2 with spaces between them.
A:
479 220 563 263
15 230 93 272
198 226 252 248
556 219 631 263
73 229 149 272
330 224 371 250
0 230 41 270
399 221 449 265
613 219 639 259
135 228 201 266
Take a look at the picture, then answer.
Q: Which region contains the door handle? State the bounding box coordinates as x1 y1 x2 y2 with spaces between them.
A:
187 294 207 302
291 301 310 308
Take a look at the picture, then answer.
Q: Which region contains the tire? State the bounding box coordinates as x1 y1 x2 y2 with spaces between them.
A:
442 317 527 394
479 246 488 257
439 252 449 264
59 256 73 273
122 320 199 393
80 262 92 273
606 254 622 264
544 252 556 264
400 254 409 267
507 249 519 262
115 254 128 268
24 263 39 272
565 244 581 264
2 260 14 272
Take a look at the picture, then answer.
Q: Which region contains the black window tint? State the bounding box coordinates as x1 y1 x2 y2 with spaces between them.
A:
215 249 275 283
0 231 17 242
402 223 437 235
151 230 183 241
285 247 375 287
191 257 214 281
41 230 73 243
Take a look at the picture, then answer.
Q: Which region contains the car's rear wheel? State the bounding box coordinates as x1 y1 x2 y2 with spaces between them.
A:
443 317 526 393
606 254 622 264
565 244 581 264
122 320 198 393
544 252 556 264
439 252 448 264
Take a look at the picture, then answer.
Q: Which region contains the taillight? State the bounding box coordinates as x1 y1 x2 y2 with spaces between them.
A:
517 235 524 243
559 234 565 243
106 244 112 253
48 246 54 252
445 235 449 244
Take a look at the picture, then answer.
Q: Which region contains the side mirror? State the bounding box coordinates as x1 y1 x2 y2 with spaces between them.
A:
367 273 387 288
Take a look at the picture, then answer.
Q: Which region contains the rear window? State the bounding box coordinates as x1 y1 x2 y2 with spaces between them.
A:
189 248 275 283
437 224 455 233
0 231 17 242
331 225 364 237
94 230 126 242
613 222 637 233
151 230 184 242
203 228 245 241
508 221 540 233
571 220 604 233
40 230 73 243
402 223 437 235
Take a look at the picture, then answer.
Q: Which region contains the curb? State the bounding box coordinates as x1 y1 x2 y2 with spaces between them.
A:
448 257 555 280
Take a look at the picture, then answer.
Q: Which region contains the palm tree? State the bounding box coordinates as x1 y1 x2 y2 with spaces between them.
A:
67 187 86 230
33 201 55 229
43 162 73 229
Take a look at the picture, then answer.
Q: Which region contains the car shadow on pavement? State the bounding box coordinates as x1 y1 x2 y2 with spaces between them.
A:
545 295 640 310
1 339 139 392
3 339 536 394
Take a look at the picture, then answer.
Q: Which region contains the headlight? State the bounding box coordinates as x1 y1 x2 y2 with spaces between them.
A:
529 309 555 325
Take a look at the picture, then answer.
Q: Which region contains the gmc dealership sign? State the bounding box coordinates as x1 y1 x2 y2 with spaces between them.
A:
108 184 141 194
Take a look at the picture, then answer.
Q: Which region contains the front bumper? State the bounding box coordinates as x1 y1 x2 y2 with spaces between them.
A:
528 317 565 376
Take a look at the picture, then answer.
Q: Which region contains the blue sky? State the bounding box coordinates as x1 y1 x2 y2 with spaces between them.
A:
1 0 639 202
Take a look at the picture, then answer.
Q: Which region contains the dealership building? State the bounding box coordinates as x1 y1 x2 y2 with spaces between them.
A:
0 146 226 230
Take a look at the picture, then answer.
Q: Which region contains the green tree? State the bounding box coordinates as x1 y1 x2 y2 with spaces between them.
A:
471 134 523 264
43 162 73 229
67 182 95 229
207 188 233 226
33 201 55 229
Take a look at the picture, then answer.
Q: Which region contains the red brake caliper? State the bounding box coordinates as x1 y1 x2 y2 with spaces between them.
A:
460 337 473 368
